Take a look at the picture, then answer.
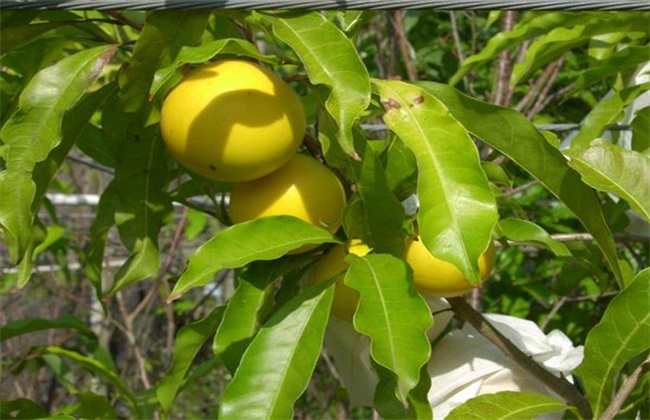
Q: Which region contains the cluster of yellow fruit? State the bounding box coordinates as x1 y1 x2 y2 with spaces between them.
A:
159 59 496 321
160 60 346 243
313 239 496 321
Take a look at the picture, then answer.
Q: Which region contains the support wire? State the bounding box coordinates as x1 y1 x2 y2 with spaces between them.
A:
1 0 648 11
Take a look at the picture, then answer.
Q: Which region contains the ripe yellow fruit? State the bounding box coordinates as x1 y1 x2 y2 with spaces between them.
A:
229 153 346 251
405 238 496 297
312 240 371 321
160 60 305 182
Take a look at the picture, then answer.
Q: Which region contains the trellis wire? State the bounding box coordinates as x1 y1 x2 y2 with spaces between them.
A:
1 0 648 10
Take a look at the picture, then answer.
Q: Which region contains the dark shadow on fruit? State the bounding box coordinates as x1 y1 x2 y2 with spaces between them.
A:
182 81 303 181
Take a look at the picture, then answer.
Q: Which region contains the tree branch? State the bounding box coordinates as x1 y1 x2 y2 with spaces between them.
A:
600 353 650 420
447 296 593 420
393 10 417 81
492 11 517 106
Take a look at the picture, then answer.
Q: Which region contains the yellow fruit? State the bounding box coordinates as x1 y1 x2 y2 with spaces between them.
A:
229 153 346 246
312 240 371 321
160 60 305 182
405 238 496 297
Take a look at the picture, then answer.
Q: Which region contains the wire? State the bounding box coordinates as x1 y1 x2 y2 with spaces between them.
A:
1 0 648 10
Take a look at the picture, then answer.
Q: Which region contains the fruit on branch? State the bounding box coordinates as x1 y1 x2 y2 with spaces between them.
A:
229 153 346 252
405 238 496 297
312 240 371 321
313 235 496 320
160 59 305 182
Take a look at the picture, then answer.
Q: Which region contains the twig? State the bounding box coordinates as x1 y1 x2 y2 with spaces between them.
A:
450 12 472 93
115 292 152 390
393 10 417 81
447 296 593 420
66 155 114 175
503 179 541 196
600 353 650 420
551 233 649 243
104 11 143 30
374 14 387 79
492 11 517 106
515 61 559 113
527 58 564 119
540 295 570 331
158 207 189 358
449 12 466 63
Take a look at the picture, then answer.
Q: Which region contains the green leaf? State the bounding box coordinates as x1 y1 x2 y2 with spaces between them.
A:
0 172 36 262
72 392 117 420
255 11 370 157
450 12 604 86
157 306 225 414
511 15 650 84
213 261 282 374
418 81 623 285
631 106 650 153
218 281 334 419
373 79 498 284
344 147 405 255
41 353 78 393
446 391 569 420
578 268 650 418
570 83 650 150
0 21 69 57
382 136 418 200
374 362 433 420
1 45 115 172
573 46 650 93
169 216 338 300
33 83 115 205
0 45 115 269
42 346 139 415
0 314 94 342
151 38 280 97
566 139 650 222
481 161 513 188
107 128 173 295
119 10 209 114
0 398 48 419
84 182 119 297
76 124 118 168
345 254 433 403
497 218 571 257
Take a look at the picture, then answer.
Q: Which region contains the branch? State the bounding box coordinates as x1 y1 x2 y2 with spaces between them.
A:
447 296 593 420
526 58 564 119
492 11 517 106
393 10 418 81
600 353 650 420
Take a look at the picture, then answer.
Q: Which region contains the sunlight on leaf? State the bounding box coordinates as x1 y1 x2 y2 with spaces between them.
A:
374 79 498 284
446 391 569 420
219 282 334 419
157 306 225 414
255 11 370 157
151 38 280 97
497 218 572 257
569 83 650 150
346 254 433 403
566 139 650 222
419 81 623 286
119 10 208 114
0 45 115 282
169 216 338 300
578 268 650 419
